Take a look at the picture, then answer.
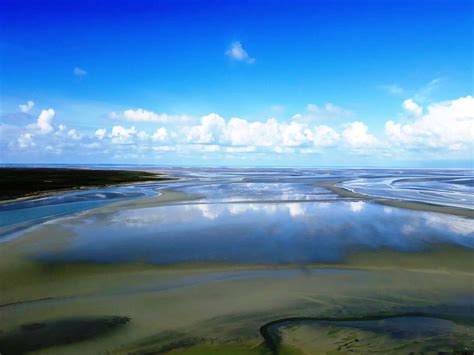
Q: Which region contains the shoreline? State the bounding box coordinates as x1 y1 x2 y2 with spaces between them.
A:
0 167 180 203
317 180 474 218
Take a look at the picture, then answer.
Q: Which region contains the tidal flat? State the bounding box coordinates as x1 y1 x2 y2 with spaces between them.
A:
0 168 473 354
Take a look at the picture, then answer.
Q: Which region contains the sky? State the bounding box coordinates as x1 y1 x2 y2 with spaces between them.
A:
0 0 473 167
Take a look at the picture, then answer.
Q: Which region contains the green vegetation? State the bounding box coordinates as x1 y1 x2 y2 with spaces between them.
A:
0 167 174 200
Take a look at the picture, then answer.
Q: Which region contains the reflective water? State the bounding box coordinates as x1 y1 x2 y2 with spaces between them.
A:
338 170 473 209
36 199 474 265
0 185 159 235
1 167 471 264
0 169 474 264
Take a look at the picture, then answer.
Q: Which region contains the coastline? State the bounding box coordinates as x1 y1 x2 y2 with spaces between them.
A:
0 167 179 203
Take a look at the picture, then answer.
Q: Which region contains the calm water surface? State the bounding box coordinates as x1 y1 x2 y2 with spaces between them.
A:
1 167 471 264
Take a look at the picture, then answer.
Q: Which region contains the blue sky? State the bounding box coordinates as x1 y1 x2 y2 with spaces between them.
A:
1 0 472 166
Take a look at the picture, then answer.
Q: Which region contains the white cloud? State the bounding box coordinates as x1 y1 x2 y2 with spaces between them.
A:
109 125 137 144
307 125 340 146
281 121 308 146
385 96 474 150
114 108 191 124
4 96 472 162
28 109 55 134
186 114 342 149
225 41 255 64
402 99 422 116
17 133 35 148
73 67 87 76
152 127 168 142
226 117 280 146
342 121 378 148
95 128 106 139
19 100 34 113
67 129 82 140
186 113 227 143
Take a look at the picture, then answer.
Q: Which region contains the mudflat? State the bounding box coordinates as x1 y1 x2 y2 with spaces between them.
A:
0 168 473 354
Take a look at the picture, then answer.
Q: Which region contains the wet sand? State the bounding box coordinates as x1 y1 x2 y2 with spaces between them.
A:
318 180 474 217
1 254 472 353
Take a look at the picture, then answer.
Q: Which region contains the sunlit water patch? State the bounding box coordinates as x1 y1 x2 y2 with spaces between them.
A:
175 181 340 203
32 200 474 265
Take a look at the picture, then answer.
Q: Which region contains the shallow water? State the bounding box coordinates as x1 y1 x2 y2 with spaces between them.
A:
337 169 474 209
33 200 474 265
0 168 473 354
2 168 472 238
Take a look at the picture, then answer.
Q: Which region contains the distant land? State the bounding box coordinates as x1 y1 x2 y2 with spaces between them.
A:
0 168 173 201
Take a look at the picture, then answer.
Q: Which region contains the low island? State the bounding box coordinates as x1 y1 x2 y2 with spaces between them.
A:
0 167 173 201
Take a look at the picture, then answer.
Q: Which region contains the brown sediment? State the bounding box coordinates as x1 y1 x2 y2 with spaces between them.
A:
316 180 474 217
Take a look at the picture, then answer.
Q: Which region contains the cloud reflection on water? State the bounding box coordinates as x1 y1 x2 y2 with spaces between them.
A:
40 200 474 265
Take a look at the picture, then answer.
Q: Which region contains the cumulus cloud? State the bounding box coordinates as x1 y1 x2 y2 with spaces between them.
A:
73 67 87 76
185 113 227 144
307 125 340 146
3 96 472 162
27 109 55 134
112 108 191 125
342 121 378 148
95 128 106 139
17 133 35 148
19 100 34 113
185 114 343 149
152 127 168 142
402 99 422 116
385 96 474 150
67 129 82 140
109 125 137 144
226 117 279 146
36 109 55 134
225 41 255 64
